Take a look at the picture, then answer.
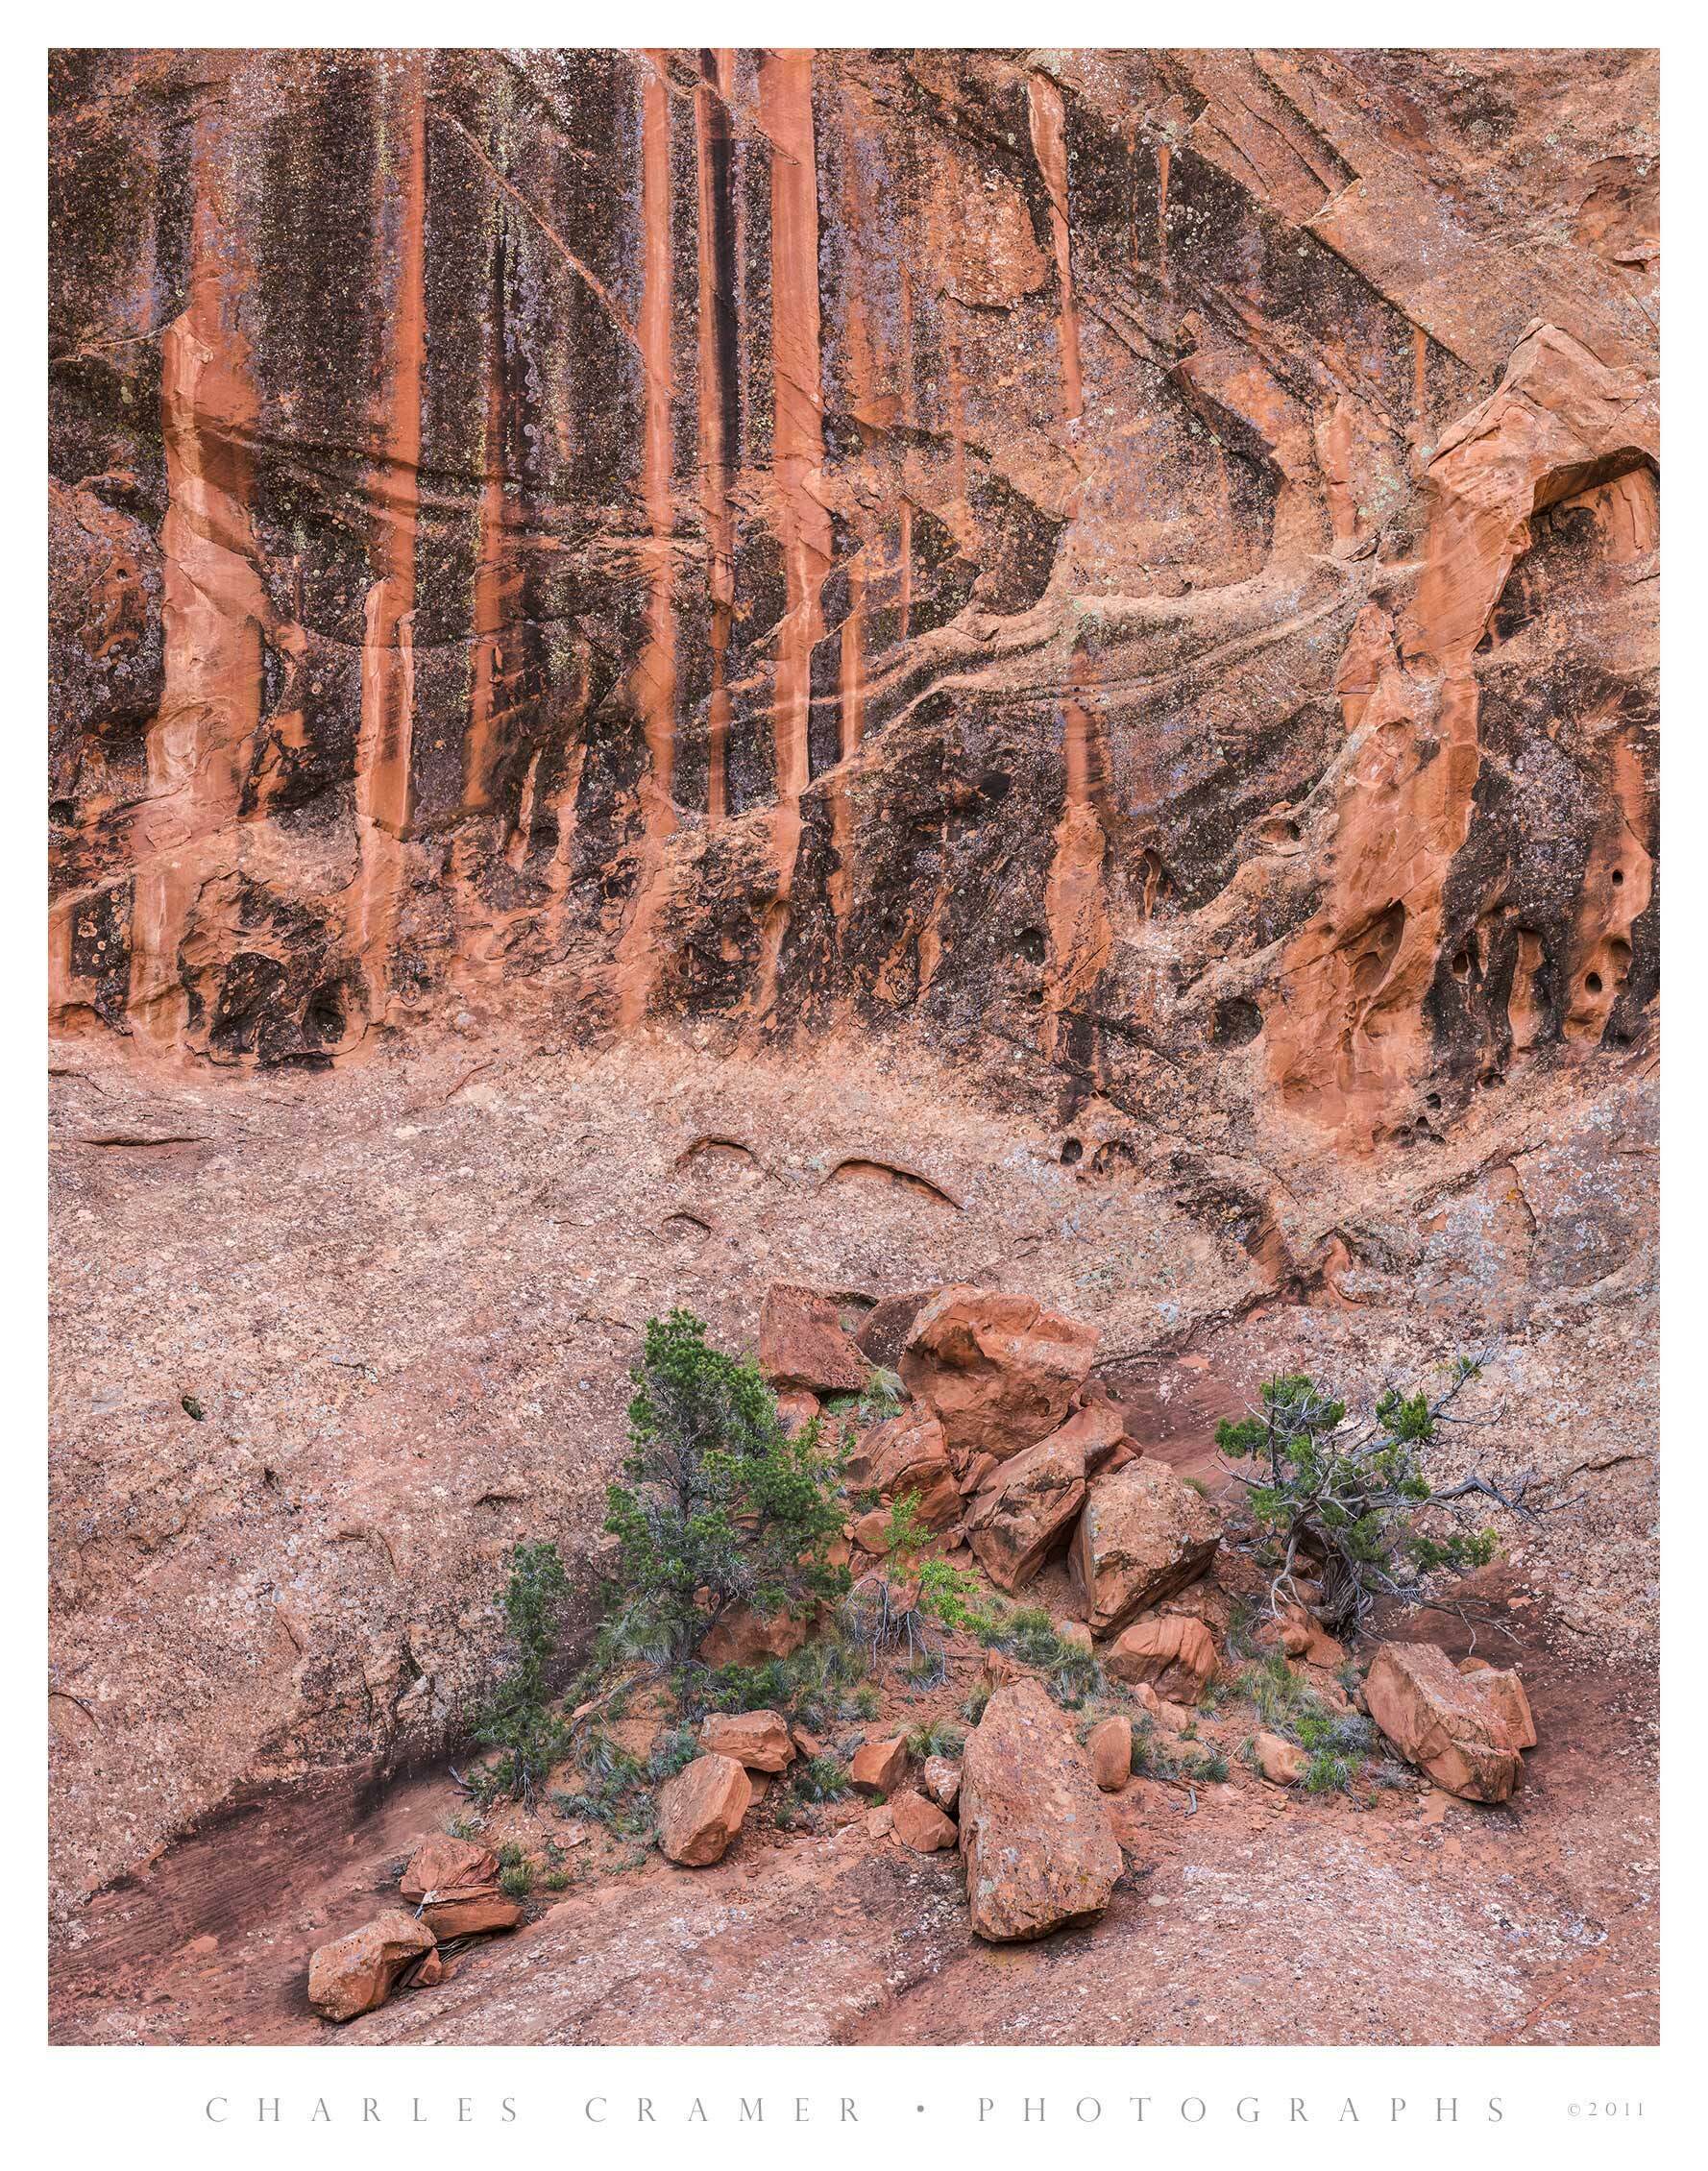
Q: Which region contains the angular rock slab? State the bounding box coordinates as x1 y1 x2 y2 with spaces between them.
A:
308 1910 437 2023
656 1751 752 1866
698 1602 810 1671
698 1708 795 1772
891 1787 958 1852
921 1754 962 1811
959 1678 1122 1942
898 1286 1098 1459
850 1734 909 1796
1253 1731 1308 1786
843 1404 961 1528
1365 1640 1536 1802
1105 1614 1219 1701
964 1421 1087 1591
1085 1714 1133 1791
398 1835 523 1939
759 1283 869 1394
1069 1454 1222 1636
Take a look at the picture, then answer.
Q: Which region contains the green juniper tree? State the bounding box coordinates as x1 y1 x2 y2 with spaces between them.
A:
602 1309 848 1668
1216 1358 1501 1638
469 1539 573 1802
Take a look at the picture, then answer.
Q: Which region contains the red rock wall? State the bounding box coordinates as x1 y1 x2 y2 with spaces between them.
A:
49 49 1657 1146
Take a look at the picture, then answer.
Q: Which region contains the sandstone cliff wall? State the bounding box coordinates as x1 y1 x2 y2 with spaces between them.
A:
51 48 1657 1149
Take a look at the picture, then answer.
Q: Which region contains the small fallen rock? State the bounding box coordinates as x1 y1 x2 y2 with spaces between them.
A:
698 1602 810 1670
398 1836 523 1939
656 1752 752 1866
1105 1614 1218 1701
774 1388 822 1433
851 1508 892 1555
1070 1455 1222 1635
698 1708 794 1772
921 1755 962 1811
1058 1620 1092 1652
308 1911 438 2023
1365 1641 1536 1802
1086 1714 1133 1791
964 1422 1088 1591
1253 1731 1308 1786
891 1787 958 1852
959 1678 1122 1941
1133 1682 1195 1731
850 1734 909 1796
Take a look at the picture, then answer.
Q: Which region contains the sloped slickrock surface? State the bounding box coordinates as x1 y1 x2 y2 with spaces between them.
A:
50 1614 1657 2047
1366 1640 1538 1802
959 1679 1122 1941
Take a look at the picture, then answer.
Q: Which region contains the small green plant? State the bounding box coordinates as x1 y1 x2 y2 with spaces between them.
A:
541 1869 573 1891
960 1683 991 1725
1130 1716 1171 1777
499 1860 534 1897
1216 1362 1500 1637
905 1715 966 1760
683 1631 872 1732
1303 1746 1354 1793
1224 1598 1260 1663
844 1492 972 1678
973 1602 1103 1708
1233 1651 1377 1793
469 1542 573 1803
792 1753 851 1802
494 1841 526 1870
602 1310 849 1668
647 1724 701 1784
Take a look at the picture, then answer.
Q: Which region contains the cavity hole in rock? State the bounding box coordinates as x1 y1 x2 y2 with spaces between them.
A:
1452 949 1472 980
677 1134 760 1172
1209 995 1263 1047
824 1157 963 1210
304 984 347 1044
1612 867 1626 886
1061 1136 1084 1165
1586 972 1603 994
1015 927 1047 965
